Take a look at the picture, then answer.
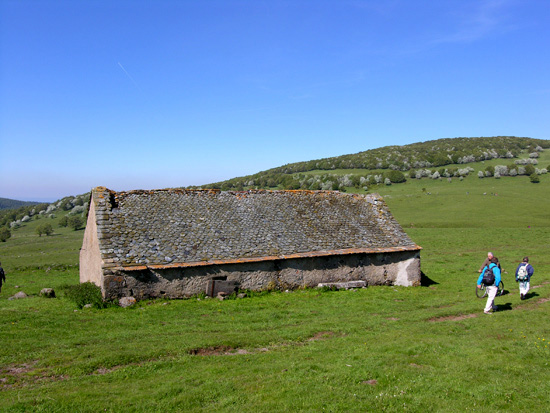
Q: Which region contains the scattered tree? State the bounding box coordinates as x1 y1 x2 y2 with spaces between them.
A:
384 170 406 183
529 173 540 183
59 216 68 227
68 216 84 231
0 227 11 242
36 223 54 237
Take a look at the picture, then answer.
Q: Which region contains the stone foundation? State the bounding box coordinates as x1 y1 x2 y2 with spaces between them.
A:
101 250 421 300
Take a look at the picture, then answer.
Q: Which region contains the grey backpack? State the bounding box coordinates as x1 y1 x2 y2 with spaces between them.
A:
517 264 529 281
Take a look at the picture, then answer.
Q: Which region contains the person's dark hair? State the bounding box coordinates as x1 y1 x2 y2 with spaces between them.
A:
490 257 499 264
523 256 529 263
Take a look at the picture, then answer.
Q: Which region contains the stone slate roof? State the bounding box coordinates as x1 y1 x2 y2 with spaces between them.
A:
90 187 420 270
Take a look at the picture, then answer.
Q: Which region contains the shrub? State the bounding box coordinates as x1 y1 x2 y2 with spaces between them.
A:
495 165 508 176
458 167 473 177
69 205 86 215
384 170 406 183
0 227 11 242
525 164 536 176
68 216 84 231
59 216 68 227
477 171 484 178
62 282 112 309
529 174 540 183
36 223 54 237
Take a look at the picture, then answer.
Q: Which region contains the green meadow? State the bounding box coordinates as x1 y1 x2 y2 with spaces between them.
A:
1 157 549 411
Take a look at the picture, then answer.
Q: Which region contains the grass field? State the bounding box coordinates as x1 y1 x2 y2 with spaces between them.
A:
1 159 549 411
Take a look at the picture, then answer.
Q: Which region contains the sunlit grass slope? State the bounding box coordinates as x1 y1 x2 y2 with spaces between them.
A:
0 153 549 411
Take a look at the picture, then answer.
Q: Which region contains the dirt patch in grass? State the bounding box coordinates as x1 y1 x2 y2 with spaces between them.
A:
0 361 68 389
188 331 339 357
429 313 477 322
516 296 550 310
94 366 124 375
308 331 336 341
3 363 37 376
188 346 252 356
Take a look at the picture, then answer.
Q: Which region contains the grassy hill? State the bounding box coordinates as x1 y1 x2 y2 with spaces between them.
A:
195 136 549 191
1 138 549 411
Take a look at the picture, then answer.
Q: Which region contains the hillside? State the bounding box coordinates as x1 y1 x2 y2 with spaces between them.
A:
0 197 40 210
1 138 549 411
195 136 550 191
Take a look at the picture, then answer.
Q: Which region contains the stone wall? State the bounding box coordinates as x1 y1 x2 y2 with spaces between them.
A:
101 250 420 300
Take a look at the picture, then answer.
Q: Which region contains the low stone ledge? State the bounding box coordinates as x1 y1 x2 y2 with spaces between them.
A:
317 281 367 290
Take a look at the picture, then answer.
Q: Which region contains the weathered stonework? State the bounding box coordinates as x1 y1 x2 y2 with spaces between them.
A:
80 187 421 299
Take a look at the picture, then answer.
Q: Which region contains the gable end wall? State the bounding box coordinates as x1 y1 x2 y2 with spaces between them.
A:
79 195 104 289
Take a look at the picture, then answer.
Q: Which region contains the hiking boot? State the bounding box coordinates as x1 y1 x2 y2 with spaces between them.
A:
484 310 492 314
520 294 524 300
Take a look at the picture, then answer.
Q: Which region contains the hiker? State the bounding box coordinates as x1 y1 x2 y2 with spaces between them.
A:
478 252 502 273
0 261 5 293
477 257 501 314
515 257 534 300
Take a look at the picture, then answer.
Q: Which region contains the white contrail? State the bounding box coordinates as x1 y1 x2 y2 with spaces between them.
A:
118 62 141 91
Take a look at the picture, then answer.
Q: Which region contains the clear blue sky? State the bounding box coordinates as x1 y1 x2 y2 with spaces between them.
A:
1 0 549 202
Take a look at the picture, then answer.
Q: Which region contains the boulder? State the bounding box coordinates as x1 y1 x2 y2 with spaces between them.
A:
9 291 28 300
119 297 137 308
40 288 56 298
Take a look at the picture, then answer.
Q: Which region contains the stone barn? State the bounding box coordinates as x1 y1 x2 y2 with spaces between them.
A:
80 187 421 299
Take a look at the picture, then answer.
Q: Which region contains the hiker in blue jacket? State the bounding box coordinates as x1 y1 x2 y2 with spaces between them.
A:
515 256 534 300
477 257 501 314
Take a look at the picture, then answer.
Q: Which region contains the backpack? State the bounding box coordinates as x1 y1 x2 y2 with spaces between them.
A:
482 265 496 286
517 264 529 281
